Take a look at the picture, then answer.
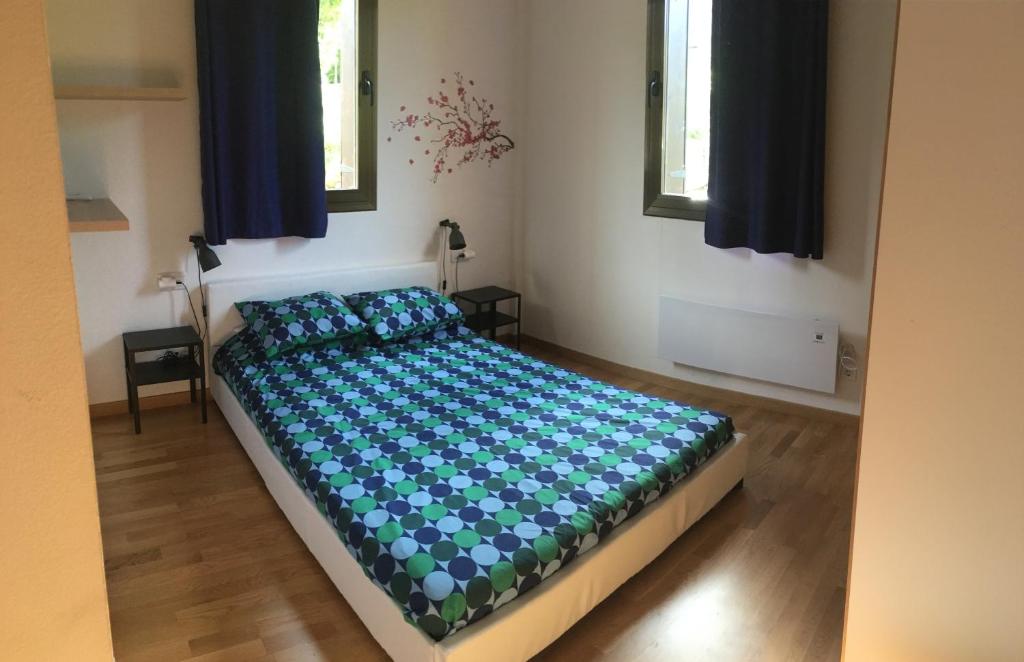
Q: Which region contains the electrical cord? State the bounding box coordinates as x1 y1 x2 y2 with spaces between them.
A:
157 350 181 365
839 343 858 379
441 228 448 294
198 258 207 320
455 256 460 294
178 282 205 340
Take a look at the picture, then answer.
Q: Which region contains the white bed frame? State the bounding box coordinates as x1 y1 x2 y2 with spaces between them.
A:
206 262 750 662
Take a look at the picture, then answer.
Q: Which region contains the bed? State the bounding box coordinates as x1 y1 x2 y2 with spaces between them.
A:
207 262 749 662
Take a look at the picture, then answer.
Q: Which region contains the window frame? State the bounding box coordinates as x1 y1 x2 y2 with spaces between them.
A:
643 0 707 222
325 0 378 213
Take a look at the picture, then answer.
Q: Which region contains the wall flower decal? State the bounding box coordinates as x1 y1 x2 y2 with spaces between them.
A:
391 72 514 182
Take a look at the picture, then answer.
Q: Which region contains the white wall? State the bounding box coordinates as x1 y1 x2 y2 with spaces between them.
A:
843 1 1024 658
53 0 894 414
47 0 523 404
517 0 897 414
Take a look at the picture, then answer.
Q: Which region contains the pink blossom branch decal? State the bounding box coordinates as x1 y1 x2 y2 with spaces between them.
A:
390 72 514 182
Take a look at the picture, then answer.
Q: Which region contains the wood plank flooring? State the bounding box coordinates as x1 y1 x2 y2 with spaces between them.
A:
90 339 859 661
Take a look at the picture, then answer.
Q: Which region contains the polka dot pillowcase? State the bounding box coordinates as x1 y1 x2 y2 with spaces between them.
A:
346 287 464 342
234 291 366 358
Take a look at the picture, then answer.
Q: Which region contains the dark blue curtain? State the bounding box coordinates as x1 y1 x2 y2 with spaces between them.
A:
705 0 828 259
195 0 327 245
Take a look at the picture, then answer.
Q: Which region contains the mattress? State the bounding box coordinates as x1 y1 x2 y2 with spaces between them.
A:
213 324 735 642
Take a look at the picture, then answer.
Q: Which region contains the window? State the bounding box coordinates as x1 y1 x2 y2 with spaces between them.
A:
644 0 712 221
319 0 377 212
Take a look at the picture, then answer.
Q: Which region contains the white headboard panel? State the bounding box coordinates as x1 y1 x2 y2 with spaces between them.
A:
206 261 437 347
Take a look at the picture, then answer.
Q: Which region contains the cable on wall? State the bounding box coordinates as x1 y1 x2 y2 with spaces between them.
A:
839 342 858 380
441 228 448 293
178 282 205 340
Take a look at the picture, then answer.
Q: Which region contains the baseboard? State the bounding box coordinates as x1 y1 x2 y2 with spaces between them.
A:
519 335 859 425
89 388 210 419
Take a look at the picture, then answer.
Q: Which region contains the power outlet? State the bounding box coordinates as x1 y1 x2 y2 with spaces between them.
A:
838 341 858 380
157 272 184 291
451 248 477 263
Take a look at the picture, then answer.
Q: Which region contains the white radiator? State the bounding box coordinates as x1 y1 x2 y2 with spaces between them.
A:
657 297 839 394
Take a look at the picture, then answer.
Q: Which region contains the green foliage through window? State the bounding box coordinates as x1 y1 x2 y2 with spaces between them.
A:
319 0 377 212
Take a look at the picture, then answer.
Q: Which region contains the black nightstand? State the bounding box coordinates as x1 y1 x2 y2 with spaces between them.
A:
122 326 206 434
452 286 521 348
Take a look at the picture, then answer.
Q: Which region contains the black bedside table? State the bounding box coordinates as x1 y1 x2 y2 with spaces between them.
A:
452 286 521 348
122 325 206 434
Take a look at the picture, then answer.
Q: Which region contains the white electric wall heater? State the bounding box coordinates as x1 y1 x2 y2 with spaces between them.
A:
657 297 839 394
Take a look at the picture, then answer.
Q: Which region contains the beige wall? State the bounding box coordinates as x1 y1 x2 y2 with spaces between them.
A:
844 1 1024 659
0 1 113 659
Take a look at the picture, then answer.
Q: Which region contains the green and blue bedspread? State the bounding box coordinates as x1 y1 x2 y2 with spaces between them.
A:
214 325 733 640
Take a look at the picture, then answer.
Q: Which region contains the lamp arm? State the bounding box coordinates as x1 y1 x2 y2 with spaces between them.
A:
193 247 209 340
197 249 207 317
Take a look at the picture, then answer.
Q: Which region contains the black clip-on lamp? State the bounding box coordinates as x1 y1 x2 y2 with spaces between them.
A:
439 218 466 250
187 235 221 336
438 219 466 293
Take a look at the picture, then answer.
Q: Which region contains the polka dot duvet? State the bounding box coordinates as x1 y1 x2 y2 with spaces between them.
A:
214 324 733 640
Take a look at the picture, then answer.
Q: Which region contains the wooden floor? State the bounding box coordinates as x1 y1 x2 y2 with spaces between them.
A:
91 339 859 661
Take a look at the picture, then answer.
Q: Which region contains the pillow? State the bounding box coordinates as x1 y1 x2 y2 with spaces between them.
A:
346 287 464 342
234 291 366 358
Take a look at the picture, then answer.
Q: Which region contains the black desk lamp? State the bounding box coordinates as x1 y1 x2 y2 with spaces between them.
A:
187 235 221 335
439 218 466 250
438 219 467 294
190 234 221 273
